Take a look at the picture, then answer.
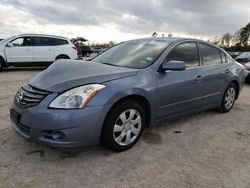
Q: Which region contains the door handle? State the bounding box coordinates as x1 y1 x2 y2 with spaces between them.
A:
48 49 52 51
195 75 202 81
225 69 230 73
25 49 32 51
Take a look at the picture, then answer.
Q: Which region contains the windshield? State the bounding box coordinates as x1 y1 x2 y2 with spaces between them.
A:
0 36 15 45
92 40 169 69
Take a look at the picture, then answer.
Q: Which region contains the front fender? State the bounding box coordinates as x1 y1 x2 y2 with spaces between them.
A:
87 70 157 127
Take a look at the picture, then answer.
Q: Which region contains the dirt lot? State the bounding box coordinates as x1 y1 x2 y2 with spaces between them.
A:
0 67 250 188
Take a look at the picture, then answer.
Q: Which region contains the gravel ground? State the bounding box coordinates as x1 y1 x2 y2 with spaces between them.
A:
0 67 250 188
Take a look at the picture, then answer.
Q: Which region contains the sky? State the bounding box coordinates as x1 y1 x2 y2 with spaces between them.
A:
0 0 250 43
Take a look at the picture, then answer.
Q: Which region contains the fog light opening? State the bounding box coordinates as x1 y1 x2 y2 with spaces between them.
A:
52 131 65 141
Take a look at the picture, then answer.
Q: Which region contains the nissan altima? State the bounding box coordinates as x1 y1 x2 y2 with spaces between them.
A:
10 37 245 151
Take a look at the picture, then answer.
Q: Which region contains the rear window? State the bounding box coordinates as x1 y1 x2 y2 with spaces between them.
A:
199 43 222 66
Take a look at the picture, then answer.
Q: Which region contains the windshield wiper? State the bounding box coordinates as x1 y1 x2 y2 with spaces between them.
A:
99 62 121 67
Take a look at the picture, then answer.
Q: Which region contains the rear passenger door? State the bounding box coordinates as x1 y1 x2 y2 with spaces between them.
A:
31 37 54 62
198 43 229 106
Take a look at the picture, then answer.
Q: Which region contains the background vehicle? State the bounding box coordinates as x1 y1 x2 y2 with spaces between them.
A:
92 47 107 54
81 46 93 57
235 52 250 64
0 34 78 70
228 51 242 59
235 52 250 82
71 37 93 57
0 39 3 41
244 62 250 82
11 38 245 152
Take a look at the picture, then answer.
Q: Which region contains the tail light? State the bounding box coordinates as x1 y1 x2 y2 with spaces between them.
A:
72 46 78 51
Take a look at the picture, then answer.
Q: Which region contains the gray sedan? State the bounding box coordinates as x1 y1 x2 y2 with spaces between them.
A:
10 37 245 151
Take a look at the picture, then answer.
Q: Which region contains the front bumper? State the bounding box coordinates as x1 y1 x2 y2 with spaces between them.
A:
10 94 111 148
245 69 250 81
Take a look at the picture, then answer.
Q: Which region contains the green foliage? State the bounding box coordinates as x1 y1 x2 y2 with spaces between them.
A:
87 41 118 48
216 22 250 48
240 22 250 46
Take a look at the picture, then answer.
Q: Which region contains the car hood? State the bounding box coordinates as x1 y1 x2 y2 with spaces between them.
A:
29 60 138 93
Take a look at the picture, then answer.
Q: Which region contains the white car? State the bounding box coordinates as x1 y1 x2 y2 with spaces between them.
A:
0 34 78 70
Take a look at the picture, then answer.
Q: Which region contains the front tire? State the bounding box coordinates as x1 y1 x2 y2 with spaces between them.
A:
101 100 145 152
218 83 237 113
0 58 4 71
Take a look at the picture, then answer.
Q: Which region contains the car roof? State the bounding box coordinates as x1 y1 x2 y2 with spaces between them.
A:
235 52 250 59
14 34 68 40
124 37 228 55
126 37 214 45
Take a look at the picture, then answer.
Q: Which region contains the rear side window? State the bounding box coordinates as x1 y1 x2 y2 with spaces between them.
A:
199 43 221 66
49 38 68 46
167 42 199 67
220 51 227 63
32 37 49 46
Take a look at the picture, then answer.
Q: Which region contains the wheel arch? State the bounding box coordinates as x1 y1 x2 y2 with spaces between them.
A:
107 94 152 128
98 92 155 144
55 54 70 60
230 79 240 99
0 55 7 67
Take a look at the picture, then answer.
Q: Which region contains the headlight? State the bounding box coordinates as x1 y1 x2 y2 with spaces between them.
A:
244 63 250 70
49 84 105 109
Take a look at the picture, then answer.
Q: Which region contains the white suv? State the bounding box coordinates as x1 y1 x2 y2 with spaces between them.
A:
0 34 78 70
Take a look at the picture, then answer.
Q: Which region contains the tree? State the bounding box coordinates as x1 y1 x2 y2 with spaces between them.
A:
232 30 241 46
221 33 232 47
240 22 250 46
151 32 158 37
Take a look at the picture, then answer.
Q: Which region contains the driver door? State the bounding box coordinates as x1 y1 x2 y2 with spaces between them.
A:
5 37 33 63
156 42 204 119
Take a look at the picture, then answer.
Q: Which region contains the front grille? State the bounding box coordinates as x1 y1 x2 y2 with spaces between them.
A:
15 84 51 108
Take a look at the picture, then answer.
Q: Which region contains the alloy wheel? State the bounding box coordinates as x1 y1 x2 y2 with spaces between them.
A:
113 109 142 146
225 87 236 110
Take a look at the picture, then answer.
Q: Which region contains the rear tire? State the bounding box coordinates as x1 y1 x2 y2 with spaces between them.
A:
101 100 145 152
218 83 237 113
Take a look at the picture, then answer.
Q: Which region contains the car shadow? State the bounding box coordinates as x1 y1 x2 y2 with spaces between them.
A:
3 67 46 72
20 109 219 161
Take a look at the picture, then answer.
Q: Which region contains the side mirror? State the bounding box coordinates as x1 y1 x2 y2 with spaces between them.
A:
6 43 14 47
161 60 186 71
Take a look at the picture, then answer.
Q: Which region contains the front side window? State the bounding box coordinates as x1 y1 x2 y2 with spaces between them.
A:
92 40 169 69
11 37 31 47
199 43 221 66
167 42 199 68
